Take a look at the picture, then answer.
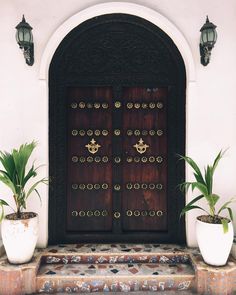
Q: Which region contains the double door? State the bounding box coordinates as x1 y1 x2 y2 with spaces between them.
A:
67 86 168 237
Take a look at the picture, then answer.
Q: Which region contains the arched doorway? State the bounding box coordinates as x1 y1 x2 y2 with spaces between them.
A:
49 13 186 244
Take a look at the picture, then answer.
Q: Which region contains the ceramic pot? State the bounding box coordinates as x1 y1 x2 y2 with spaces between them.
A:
196 218 233 266
1 213 38 264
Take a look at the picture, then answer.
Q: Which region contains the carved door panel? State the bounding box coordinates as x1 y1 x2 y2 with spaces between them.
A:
67 87 113 231
122 87 167 231
67 86 168 235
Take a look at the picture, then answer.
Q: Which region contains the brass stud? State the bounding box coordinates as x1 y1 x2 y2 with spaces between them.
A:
156 184 163 190
148 156 155 163
134 103 140 109
149 210 155 217
134 210 140 217
127 130 133 136
94 102 101 109
141 210 148 216
72 184 78 190
114 211 121 218
114 129 121 136
94 184 100 190
94 156 101 163
102 130 109 136
71 102 78 109
157 102 164 109
142 130 148 136
72 156 78 163
87 103 93 109
156 156 163 163
142 103 148 109
87 129 93 136
87 156 93 163
78 102 85 109
134 156 140 163
101 210 108 216
78 130 85 136
114 184 121 191
102 183 109 190
79 211 86 217
87 183 93 190
102 103 109 109
149 130 155 136
115 101 121 108
126 210 133 217
102 156 109 163
87 210 93 217
126 156 133 163
94 130 101 136
79 184 86 190
80 156 86 163
149 183 155 190
149 102 155 109
126 183 132 190
134 183 140 190
134 129 140 136
71 129 78 136
141 183 148 190
141 156 148 163
156 210 163 216
157 130 163 136
127 102 133 109
94 210 100 217
114 157 121 163
72 211 78 217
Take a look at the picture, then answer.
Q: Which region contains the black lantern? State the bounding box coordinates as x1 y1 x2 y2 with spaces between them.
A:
200 16 217 66
15 15 34 66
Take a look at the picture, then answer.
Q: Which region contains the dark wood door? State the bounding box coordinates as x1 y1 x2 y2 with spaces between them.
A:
67 86 168 236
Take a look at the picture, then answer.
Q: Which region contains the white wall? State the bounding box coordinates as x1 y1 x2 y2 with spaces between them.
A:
1 0 236 247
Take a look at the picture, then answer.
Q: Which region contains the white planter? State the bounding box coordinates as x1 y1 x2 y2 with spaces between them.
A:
1 213 39 264
196 218 233 266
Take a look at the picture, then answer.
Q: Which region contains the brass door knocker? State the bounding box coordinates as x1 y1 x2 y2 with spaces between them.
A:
85 138 101 154
133 138 149 154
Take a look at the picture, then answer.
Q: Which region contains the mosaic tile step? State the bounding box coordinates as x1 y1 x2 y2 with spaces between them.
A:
42 243 199 265
36 262 195 293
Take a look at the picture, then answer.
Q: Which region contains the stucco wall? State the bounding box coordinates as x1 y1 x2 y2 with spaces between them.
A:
1 0 236 247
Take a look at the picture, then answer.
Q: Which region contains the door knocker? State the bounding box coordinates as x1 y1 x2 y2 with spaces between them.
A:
133 138 149 154
85 138 101 154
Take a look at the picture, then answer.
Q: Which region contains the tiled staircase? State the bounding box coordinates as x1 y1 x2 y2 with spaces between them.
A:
36 244 196 293
1 244 236 294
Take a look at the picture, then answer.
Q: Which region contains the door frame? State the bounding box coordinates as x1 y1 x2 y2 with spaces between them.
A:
48 13 186 244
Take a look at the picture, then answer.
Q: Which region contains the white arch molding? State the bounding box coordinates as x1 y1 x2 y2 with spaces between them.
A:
39 2 197 247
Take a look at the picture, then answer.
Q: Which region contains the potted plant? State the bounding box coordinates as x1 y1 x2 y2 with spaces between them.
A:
0 141 47 264
179 150 235 266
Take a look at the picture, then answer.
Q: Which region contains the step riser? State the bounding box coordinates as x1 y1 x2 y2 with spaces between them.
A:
42 254 190 265
37 276 195 293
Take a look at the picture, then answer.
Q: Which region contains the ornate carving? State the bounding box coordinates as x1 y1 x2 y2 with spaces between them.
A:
133 138 149 154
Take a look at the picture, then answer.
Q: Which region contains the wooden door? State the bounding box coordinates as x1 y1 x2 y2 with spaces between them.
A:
67 86 167 236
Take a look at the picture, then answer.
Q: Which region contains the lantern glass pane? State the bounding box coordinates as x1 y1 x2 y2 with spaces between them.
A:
24 29 31 43
18 29 24 42
207 29 214 42
201 31 208 44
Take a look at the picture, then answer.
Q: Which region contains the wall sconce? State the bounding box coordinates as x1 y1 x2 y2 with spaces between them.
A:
200 16 217 66
15 15 34 66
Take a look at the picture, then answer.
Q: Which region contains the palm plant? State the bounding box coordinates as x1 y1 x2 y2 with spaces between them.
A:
179 150 235 232
0 141 47 221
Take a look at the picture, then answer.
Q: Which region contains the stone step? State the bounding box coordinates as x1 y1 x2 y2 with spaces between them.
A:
36 243 196 293
36 260 195 293
42 243 195 265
